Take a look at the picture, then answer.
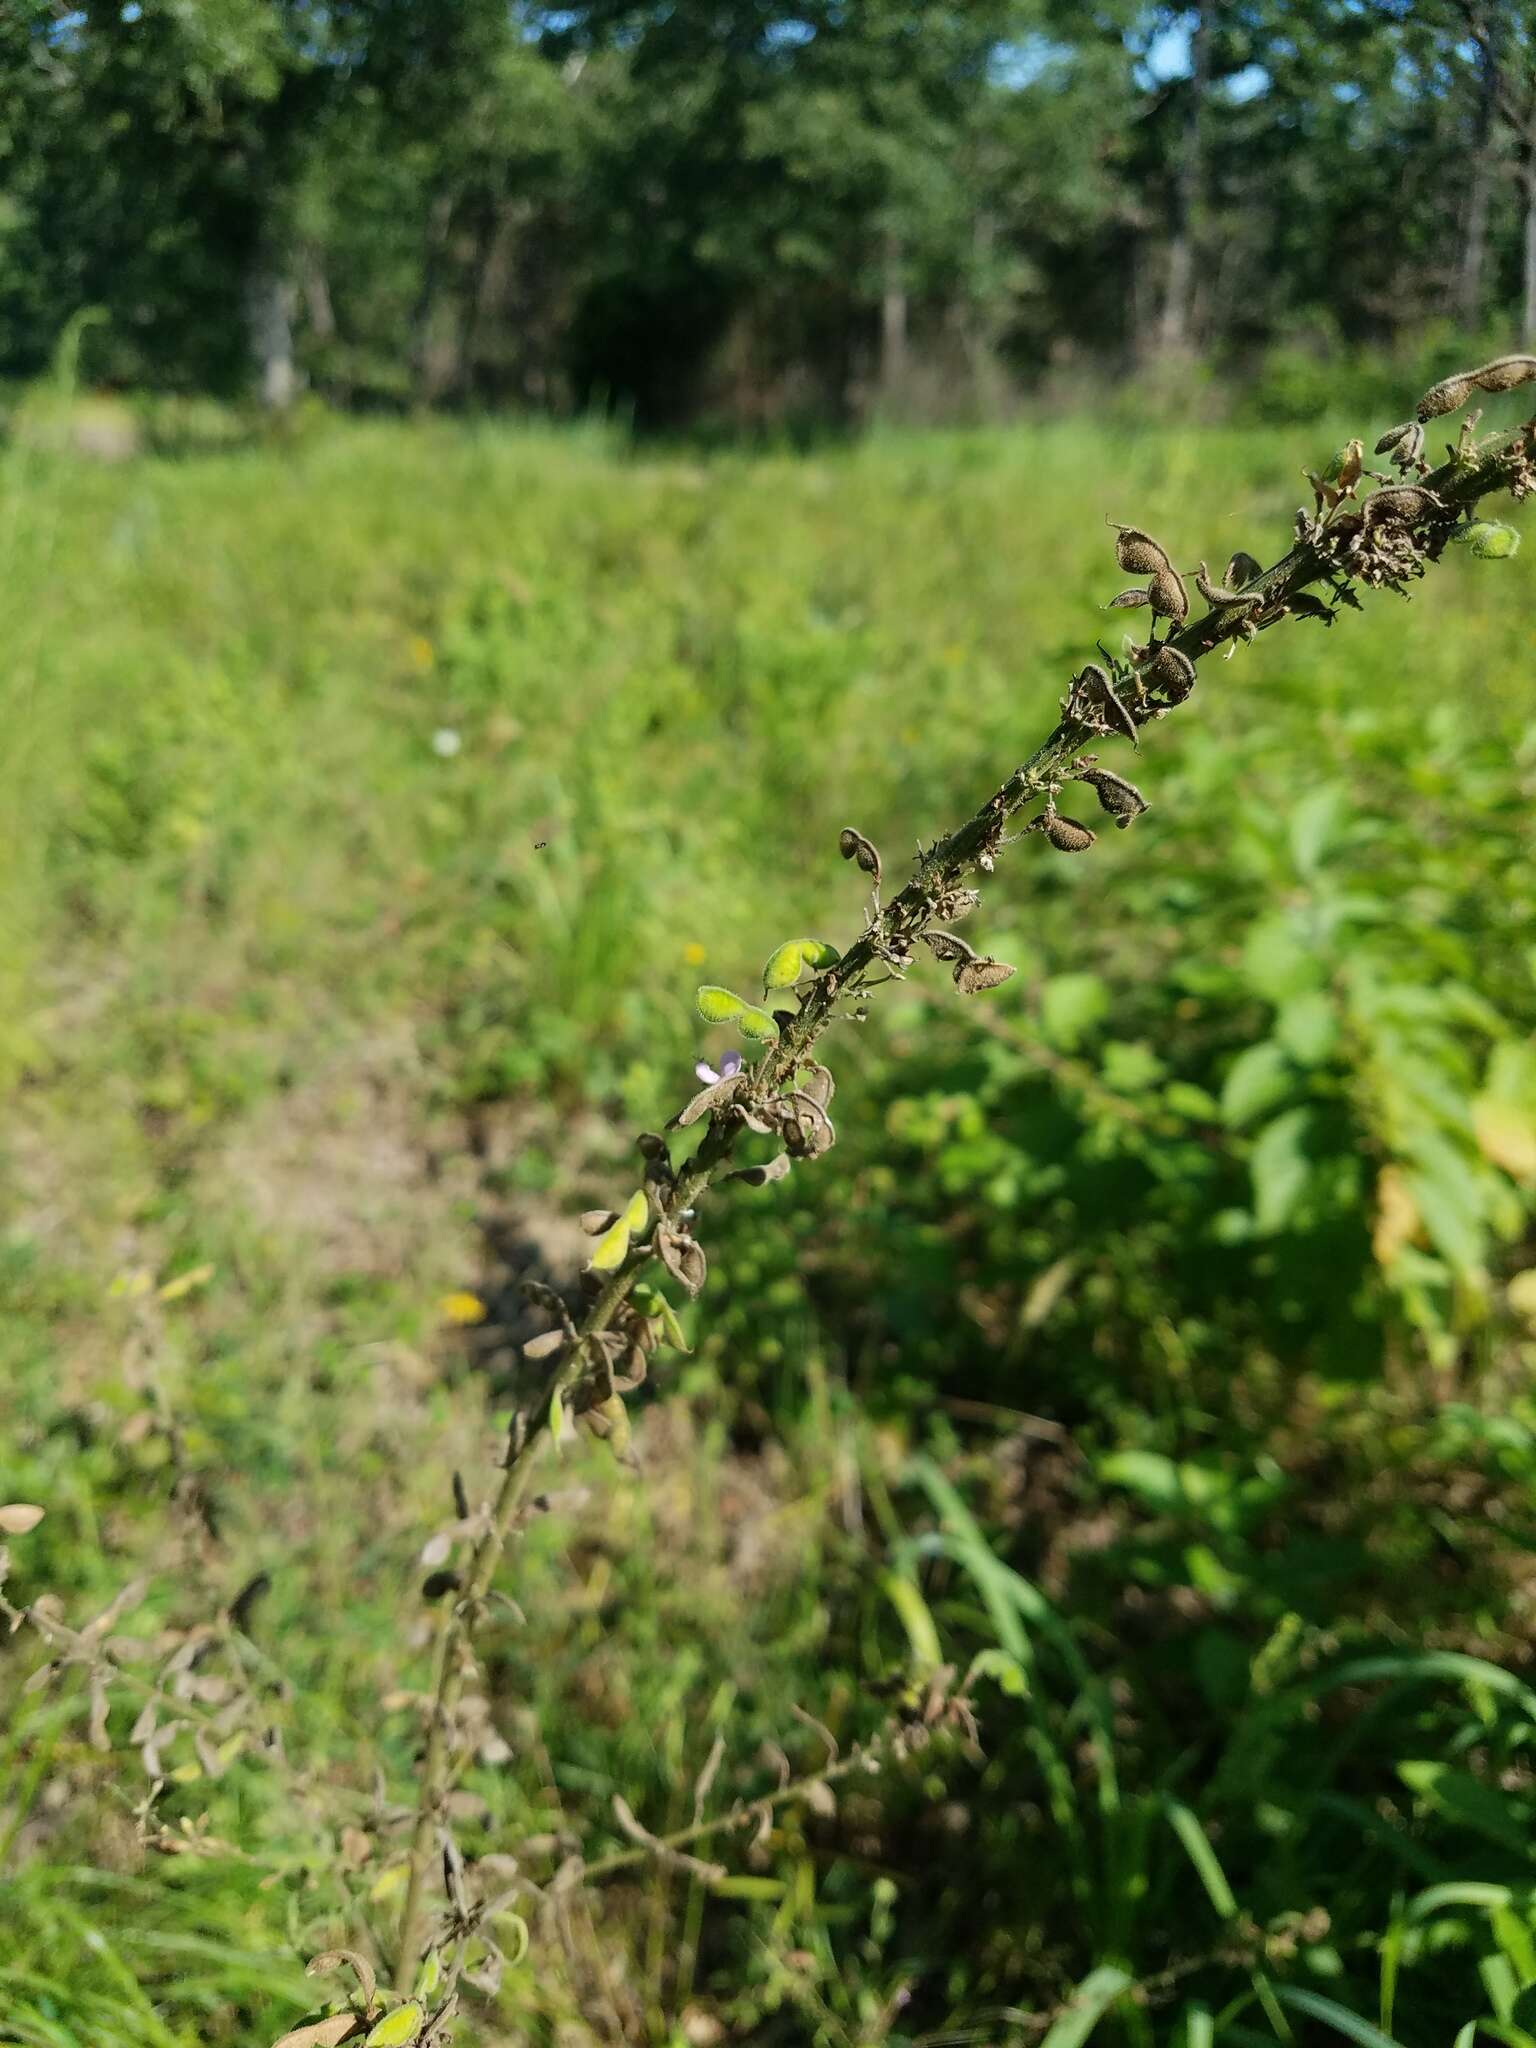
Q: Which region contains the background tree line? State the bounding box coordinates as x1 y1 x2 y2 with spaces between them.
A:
6 0 1536 429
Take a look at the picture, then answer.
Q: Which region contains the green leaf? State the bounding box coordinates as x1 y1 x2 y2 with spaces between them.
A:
1242 913 1325 1001
548 1386 568 1447
1164 1798 1238 1919
1271 1987 1404 2048
1038 1966 1135 2048
696 985 745 1023
1275 992 1338 1067
1221 1041 1295 1128
1099 1449 1182 1510
737 1005 780 1044
880 1570 943 1672
1040 972 1109 1049
1249 1107 1313 1234
364 2005 425 2048
1289 784 1350 876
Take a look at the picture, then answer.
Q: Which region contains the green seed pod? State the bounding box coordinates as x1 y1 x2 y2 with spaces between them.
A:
737 1005 781 1044
954 956 1017 993
1468 353 1536 394
1455 519 1522 558
1147 566 1189 623
1080 768 1149 828
1109 522 1171 575
1415 371 1475 422
1043 813 1096 853
696 985 745 1024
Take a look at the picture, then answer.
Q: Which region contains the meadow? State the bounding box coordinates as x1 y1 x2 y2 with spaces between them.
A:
2 400 1536 2048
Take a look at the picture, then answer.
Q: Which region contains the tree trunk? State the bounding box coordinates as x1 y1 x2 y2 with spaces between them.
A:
1158 1 1208 358
1522 157 1536 348
247 267 298 411
411 187 459 405
1457 10 1502 331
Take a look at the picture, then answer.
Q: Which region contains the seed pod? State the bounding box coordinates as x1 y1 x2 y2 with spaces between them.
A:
579 1209 618 1235
1469 353 1536 394
797 1062 835 1108
838 827 881 880
1108 586 1151 609
1098 674 1141 745
955 956 1017 994
1363 484 1439 526
1455 519 1522 558
523 1329 564 1362
636 1131 669 1160
727 1154 792 1187
933 886 980 921
1415 370 1475 422
1042 812 1096 853
1194 561 1261 608
1109 521 1171 575
1139 644 1197 704
1079 768 1148 828
1225 551 1263 588
1374 421 1414 454
1147 565 1189 623
921 930 977 963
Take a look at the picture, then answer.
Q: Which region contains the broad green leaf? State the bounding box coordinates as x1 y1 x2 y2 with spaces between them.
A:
1249 1107 1314 1234
737 1005 780 1044
1040 972 1109 1049
1275 991 1338 1067
696 985 744 1023
364 2004 425 2048
1221 1041 1294 1128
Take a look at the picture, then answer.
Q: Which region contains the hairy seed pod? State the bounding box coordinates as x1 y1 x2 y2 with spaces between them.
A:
1455 519 1522 558
838 827 881 878
921 930 976 963
1194 561 1261 608
1415 371 1475 422
1108 586 1151 608
1147 566 1189 623
955 956 1017 994
1043 812 1096 853
1139 644 1197 703
1109 521 1171 575
1098 675 1140 744
1362 484 1438 526
1375 421 1414 454
1080 768 1149 827
1469 353 1536 394
1225 551 1263 587
933 886 980 921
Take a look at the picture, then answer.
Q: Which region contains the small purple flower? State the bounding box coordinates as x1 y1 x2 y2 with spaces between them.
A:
695 1048 743 1086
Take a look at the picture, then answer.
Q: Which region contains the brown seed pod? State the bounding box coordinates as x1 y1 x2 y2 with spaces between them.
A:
1147 565 1189 623
727 1154 792 1187
1362 484 1439 527
1469 353 1536 394
1042 812 1096 853
954 956 1017 994
921 930 977 963
1374 421 1414 455
1079 767 1149 828
637 1131 669 1160
1225 551 1263 587
579 1209 618 1235
933 886 980 922
1415 371 1475 422
1194 561 1261 609
1098 675 1141 744
838 827 881 880
1138 644 1197 704
1108 586 1151 608
1109 521 1172 575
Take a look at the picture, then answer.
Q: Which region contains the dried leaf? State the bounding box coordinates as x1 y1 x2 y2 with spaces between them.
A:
270 2018 362 2048
920 931 976 963
578 1209 617 1235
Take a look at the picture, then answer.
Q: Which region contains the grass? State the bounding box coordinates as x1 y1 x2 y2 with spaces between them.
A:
1 401 1534 2047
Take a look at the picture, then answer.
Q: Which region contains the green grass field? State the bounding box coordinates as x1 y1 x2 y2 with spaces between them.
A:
2 407 1536 2048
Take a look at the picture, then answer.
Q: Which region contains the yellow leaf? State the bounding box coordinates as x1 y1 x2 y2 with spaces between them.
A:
1372 1166 1421 1267
622 1188 651 1233
368 1863 408 1904
587 1217 631 1272
438 1290 487 1326
158 1262 215 1302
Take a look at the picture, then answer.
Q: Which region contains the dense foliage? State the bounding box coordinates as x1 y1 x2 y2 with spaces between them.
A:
1 404 1534 2044
9 4 1536 424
